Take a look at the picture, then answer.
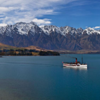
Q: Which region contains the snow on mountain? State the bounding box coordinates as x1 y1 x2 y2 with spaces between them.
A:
0 26 6 34
41 25 76 36
0 25 13 37
41 25 61 35
60 26 77 35
0 22 100 37
76 28 83 35
42 25 100 36
83 27 100 35
5 25 13 37
12 22 42 35
0 22 43 37
41 25 83 36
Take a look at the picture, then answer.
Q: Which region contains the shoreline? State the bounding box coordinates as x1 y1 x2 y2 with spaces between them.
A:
57 50 100 54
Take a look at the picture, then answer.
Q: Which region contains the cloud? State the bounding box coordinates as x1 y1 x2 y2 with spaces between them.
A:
0 0 76 25
0 7 18 13
93 26 100 29
0 23 7 27
32 18 51 26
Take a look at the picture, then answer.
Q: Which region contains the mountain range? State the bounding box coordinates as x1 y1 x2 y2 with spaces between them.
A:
0 22 100 50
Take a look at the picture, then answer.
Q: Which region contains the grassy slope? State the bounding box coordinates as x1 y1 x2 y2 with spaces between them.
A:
0 43 100 54
0 43 44 51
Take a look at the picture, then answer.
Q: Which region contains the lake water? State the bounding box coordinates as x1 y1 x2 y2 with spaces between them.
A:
0 54 100 100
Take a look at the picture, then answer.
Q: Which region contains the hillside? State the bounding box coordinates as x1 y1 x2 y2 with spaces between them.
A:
0 43 16 50
24 46 46 51
0 43 44 51
0 43 60 56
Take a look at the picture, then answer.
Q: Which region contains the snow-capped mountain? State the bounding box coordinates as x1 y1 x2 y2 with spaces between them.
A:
0 22 100 37
83 27 100 35
0 22 44 37
41 25 100 36
41 25 83 36
0 22 100 50
12 22 43 35
41 25 61 35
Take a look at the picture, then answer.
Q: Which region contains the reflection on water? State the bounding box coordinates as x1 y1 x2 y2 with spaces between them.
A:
63 66 87 71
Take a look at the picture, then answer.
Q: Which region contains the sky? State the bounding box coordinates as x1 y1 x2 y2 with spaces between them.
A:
0 0 100 29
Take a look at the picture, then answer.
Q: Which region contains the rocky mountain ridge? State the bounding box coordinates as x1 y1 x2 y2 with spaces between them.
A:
0 22 100 37
0 22 100 50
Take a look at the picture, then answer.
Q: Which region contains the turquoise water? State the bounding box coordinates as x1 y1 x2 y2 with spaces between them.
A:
0 54 99 100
